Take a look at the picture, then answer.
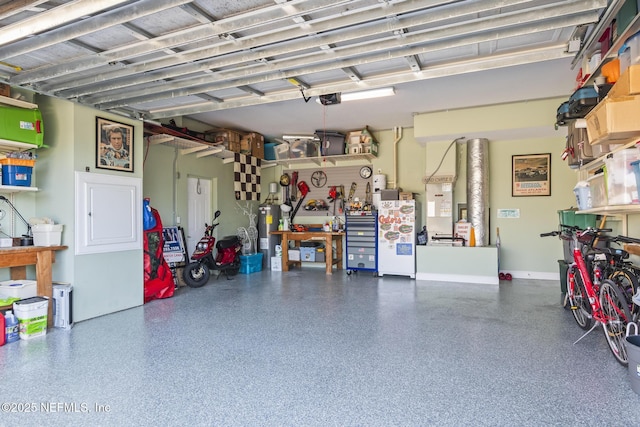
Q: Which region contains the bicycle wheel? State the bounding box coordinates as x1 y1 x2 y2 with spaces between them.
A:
567 266 593 330
600 280 632 366
609 266 640 317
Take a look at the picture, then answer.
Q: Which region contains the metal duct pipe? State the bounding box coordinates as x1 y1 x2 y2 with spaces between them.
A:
466 138 489 247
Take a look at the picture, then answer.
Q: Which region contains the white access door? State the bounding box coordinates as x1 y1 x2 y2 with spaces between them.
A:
186 177 211 257
75 172 142 255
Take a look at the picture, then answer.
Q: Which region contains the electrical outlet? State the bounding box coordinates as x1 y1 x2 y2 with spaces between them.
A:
176 216 181 224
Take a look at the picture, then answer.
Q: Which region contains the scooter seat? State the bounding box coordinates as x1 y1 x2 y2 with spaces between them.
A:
217 236 240 249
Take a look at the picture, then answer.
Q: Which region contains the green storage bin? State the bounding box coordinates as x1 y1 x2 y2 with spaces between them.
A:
0 105 44 147
557 209 597 229
616 0 638 37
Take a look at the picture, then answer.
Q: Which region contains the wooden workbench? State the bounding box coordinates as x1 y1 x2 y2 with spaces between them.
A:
271 230 344 274
0 245 67 328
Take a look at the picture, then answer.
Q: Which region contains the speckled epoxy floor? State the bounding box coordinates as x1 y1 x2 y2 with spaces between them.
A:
1 269 639 426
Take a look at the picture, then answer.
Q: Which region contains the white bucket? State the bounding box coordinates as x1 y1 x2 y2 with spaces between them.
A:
14 296 48 339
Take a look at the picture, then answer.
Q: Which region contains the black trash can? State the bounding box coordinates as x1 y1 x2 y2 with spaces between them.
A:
558 259 569 309
558 260 568 294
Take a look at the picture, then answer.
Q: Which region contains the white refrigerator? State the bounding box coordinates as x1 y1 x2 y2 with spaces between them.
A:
377 199 416 278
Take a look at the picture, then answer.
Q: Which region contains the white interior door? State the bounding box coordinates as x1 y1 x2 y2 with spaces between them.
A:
187 177 211 257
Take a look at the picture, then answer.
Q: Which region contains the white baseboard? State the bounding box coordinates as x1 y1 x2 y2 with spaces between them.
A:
416 272 499 285
500 270 559 281
415 271 560 283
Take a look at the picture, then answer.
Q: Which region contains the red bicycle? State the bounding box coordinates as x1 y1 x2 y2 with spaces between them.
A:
542 225 632 365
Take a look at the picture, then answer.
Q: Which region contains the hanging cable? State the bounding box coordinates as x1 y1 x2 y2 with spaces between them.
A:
423 137 465 185
300 87 311 103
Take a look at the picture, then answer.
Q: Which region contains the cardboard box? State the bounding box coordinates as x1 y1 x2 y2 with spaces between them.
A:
239 136 251 154
609 65 640 98
399 192 413 200
0 83 10 97
209 129 241 152
585 95 640 145
245 132 264 159
270 257 282 271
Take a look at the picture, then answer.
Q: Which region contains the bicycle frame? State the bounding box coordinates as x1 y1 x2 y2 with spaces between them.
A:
570 233 605 323
569 229 632 352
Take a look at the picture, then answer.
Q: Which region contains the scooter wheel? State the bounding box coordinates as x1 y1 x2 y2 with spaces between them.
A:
505 273 513 281
183 262 211 288
499 272 506 280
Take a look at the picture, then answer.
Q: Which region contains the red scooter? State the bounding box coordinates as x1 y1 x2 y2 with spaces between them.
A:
183 211 242 288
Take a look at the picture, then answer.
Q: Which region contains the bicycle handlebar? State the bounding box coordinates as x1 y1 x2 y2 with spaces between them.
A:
540 231 560 237
558 224 613 233
614 235 640 245
541 226 614 241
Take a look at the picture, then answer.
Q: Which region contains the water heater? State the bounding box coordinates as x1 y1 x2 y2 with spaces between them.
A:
373 174 386 192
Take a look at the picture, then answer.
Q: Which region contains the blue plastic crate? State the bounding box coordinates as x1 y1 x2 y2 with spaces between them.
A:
2 165 33 186
264 142 277 160
240 253 263 274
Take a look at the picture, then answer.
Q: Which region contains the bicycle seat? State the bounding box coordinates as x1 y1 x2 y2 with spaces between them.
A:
586 247 628 260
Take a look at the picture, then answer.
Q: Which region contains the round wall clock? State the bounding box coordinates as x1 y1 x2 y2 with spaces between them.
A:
359 166 372 179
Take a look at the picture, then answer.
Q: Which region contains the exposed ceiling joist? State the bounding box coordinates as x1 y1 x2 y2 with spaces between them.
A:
0 0 608 140
49 0 601 103
89 9 599 109
0 0 133 46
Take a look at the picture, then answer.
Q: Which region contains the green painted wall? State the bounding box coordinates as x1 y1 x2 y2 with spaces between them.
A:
34 95 144 322
415 97 580 277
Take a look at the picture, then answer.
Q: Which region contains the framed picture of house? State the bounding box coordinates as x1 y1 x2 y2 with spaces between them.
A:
512 153 551 197
96 117 134 173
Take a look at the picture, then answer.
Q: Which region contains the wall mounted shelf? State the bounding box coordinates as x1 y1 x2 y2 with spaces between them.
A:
0 185 38 193
0 96 39 193
0 94 37 110
145 133 236 164
263 153 375 169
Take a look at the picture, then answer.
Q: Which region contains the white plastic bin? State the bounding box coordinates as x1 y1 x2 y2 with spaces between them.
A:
0 280 37 299
604 149 640 205
32 223 63 246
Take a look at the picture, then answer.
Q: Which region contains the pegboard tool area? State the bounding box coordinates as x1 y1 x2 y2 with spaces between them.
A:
281 165 372 217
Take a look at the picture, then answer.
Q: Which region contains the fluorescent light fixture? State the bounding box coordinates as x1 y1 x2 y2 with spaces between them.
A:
342 87 395 102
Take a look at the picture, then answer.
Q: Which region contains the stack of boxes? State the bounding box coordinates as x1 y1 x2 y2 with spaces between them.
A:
206 128 265 159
